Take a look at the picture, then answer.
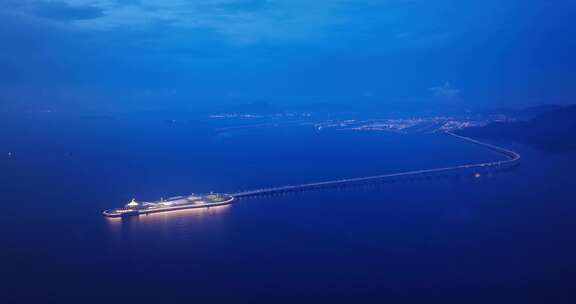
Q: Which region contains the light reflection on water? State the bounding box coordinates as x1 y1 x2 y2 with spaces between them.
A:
105 205 232 238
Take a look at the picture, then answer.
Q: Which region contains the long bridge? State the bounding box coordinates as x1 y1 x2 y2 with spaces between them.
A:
231 132 520 199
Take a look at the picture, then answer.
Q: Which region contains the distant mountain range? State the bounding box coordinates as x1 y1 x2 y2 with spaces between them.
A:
458 105 576 151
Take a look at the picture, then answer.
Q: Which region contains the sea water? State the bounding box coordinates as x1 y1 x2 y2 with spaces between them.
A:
1 113 575 302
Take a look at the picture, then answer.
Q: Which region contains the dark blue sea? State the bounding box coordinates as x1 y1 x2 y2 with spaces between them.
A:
1 113 575 303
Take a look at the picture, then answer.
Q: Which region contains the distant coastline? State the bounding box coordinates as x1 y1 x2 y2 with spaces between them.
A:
458 105 576 151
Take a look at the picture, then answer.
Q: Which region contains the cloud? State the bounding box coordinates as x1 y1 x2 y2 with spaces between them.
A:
34 1 104 21
67 0 353 44
428 82 461 101
3 0 447 46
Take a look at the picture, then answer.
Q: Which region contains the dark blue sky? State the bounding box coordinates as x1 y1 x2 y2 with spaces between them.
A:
1 0 575 112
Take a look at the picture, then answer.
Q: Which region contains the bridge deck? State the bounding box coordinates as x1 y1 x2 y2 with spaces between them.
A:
231 132 520 198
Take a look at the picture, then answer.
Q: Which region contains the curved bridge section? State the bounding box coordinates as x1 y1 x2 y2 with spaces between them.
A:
231 132 520 199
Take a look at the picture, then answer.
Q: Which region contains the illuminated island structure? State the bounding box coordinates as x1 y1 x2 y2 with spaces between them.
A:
102 193 234 218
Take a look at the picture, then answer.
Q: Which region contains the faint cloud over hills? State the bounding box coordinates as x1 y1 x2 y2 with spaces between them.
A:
428 82 461 101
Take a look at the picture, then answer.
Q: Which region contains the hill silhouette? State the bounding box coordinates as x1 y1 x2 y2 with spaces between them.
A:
459 105 576 151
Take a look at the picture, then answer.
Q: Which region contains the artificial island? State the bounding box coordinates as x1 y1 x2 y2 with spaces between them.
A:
102 193 234 218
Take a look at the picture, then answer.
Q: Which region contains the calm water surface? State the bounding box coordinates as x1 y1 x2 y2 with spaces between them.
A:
1 114 575 303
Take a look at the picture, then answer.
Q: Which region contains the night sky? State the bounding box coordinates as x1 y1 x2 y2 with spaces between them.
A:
1 1 575 112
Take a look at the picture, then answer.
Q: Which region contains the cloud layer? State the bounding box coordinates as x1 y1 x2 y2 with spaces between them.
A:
2 0 575 112
34 1 104 21
5 0 456 46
